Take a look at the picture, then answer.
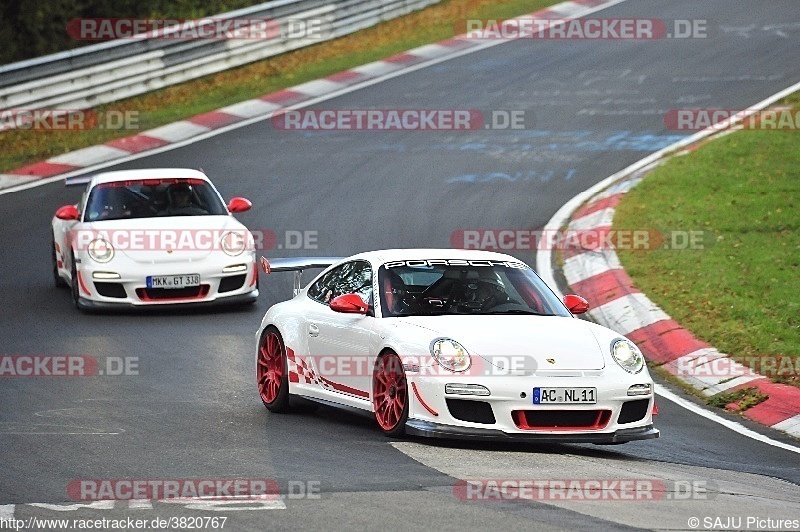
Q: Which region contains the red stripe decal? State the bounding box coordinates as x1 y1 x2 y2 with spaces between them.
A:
411 382 438 416
77 271 91 296
317 375 370 399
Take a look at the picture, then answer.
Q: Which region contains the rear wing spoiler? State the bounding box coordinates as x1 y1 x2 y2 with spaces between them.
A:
65 175 93 187
260 256 343 296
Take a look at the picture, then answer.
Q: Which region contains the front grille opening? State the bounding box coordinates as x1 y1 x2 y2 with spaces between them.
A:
446 398 496 424
136 285 210 301
218 274 247 293
94 282 126 299
512 409 612 430
618 399 650 424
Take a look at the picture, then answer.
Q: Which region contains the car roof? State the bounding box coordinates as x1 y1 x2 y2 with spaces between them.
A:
89 168 210 187
345 248 525 266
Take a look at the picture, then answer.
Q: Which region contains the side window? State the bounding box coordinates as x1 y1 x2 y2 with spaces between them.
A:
307 261 373 306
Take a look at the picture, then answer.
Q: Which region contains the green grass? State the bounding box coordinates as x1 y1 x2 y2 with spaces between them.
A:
0 0 557 173
614 99 800 383
706 387 768 412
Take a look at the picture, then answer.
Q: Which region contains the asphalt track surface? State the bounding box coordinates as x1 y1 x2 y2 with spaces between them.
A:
1 1 800 530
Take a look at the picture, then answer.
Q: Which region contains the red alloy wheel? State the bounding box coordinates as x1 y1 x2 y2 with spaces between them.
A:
257 329 289 411
372 352 409 436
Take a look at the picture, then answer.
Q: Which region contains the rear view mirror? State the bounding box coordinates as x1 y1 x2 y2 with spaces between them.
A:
228 197 252 213
330 293 369 314
55 205 80 220
563 294 589 314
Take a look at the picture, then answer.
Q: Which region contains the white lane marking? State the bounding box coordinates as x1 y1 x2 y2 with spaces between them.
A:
0 504 15 519
160 500 286 511
588 292 670 336
142 121 211 143
49 145 130 166
0 0 630 196
562 252 621 284
219 99 282 118
29 501 115 511
128 499 153 509
655 384 800 455
17 499 286 513
290 79 348 96
772 415 800 438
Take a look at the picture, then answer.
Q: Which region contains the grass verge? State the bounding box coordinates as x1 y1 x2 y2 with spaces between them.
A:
614 93 800 393
1 0 557 173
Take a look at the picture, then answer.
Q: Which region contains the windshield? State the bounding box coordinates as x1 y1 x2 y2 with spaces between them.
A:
378 260 571 317
84 178 228 221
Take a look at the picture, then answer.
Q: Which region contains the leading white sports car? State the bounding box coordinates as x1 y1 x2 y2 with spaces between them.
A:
255 249 658 443
52 168 259 310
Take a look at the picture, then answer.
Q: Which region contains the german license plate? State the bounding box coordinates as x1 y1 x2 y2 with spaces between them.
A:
533 387 596 404
146 274 200 289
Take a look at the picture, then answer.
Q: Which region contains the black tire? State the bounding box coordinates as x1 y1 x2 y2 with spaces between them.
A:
257 327 290 413
70 257 83 310
52 238 67 288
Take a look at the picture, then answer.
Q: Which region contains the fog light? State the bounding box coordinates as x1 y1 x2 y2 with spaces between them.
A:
92 272 120 280
627 383 652 396
445 383 490 396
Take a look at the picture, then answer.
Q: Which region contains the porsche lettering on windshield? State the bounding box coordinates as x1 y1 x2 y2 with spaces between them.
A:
384 259 527 269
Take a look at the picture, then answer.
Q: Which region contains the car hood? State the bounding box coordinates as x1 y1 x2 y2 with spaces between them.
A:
77 216 250 263
391 315 606 372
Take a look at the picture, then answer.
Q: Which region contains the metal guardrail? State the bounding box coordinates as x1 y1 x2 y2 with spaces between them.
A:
0 0 439 127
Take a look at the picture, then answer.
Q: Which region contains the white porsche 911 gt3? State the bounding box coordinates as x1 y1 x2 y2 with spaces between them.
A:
255 249 658 443
52 168 258 310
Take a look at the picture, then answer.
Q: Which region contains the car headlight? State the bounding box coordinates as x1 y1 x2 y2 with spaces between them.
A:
611 338 645 374
87 238 114 263
431 338 471 372
220 231 246 256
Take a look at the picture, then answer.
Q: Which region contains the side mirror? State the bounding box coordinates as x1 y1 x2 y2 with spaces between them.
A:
330 293 369 314
228 197 252 213
55 205 80 221
563 294 589 314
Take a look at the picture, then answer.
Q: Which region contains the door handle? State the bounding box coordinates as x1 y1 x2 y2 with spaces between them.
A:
308 324 320 337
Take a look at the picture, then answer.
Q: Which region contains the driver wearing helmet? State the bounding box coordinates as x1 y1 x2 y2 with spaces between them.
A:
166 183 207 215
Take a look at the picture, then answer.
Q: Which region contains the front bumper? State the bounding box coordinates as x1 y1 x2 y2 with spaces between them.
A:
76 289 258 310
406 372 658 443
73 254 258 308
405 420 659 444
